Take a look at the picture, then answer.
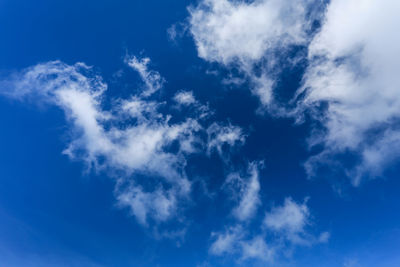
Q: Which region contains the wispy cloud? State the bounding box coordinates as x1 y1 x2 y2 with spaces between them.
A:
125 56 165 97
0 58 245 229
209 225 244 256
209 162 328 263
209 197 328 263
116 183 178 226
227 162 262 222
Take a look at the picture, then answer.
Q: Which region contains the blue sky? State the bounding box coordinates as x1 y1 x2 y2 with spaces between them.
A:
1 0 400 266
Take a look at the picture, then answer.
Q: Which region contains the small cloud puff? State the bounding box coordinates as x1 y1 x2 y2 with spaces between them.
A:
173 90 197 106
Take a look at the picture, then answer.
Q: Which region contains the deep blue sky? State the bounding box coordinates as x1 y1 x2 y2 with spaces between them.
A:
0 0 400 266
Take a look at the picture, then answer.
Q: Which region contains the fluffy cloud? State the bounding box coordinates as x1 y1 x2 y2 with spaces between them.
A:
240 236 274 262
209 226 274 262
0 58 244 227
188 0 316 107
189 0 309 65
209 195 327 263
116 184 178 226
173 90 196 106
264 198 329 245
298 0 400 185
264 198 309 234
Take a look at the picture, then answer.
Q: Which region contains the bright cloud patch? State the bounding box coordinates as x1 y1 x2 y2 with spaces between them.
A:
209 190 328 263
208 163 327 263
189 0 309 65
0 58 244 227
207 122 246 159
298 0 400 185
264 198 329 245
116 184 177 226
126 56 165 97
188 0 315 108
225 162 261 222
173 90 196 106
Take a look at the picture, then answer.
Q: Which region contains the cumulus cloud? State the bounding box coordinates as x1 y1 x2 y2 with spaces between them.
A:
173 90 197 106
189 0 309 65
188 0 316 107
297 0 400 185
0 58 244 227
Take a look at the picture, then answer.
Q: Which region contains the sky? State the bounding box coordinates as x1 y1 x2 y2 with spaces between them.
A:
0 0 400 266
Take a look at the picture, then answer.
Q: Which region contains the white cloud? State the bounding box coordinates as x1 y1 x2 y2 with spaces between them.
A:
119 96 162 123
188 0 315 107
116 184 177 226
173 90 212 120
167 23 179 42
297 0 400 185
209 226 274 262
230 162 261 222
209 162 266 261
173 90 197 106
264 198 329 246
240 236 274 262
189 0 309 65
209 225 244 256
264 198 308 233
343 258 361 267
264 198 309 244
125 56 165 97
251 74 275 107
207 122 246 157
167 23 188 44
189 0 400 185
208 226 278 263
0 59 245 228
1 60 198 225
210 163 328 262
